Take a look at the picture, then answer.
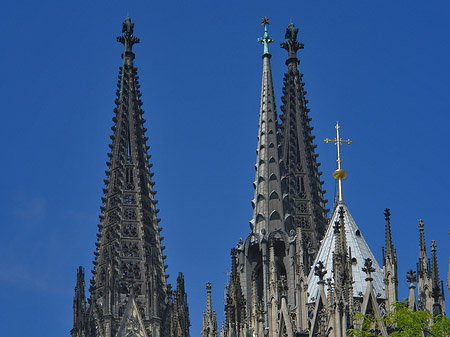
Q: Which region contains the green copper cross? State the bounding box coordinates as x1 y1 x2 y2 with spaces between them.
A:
258 17 274 56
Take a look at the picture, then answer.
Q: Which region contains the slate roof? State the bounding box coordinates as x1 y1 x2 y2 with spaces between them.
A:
307 202 385 303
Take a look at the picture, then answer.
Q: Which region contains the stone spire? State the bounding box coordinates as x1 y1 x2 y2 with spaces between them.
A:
232 19 301 337
430 240 444 315
202 282 219 337
72 17 189 337
279 22 327 270
71 267 87 337
382 209 398 309
447 257 450 301
170 273 191 337
250 17 288 236
416 220 433 313
223 249 246 337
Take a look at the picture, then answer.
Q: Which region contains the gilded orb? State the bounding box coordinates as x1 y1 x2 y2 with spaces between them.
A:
333 169 347 180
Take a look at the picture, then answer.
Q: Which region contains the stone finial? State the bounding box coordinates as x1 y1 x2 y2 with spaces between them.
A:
384 209 391 222
280 22 304 61
117 16 140 53
362 258 375 282
406 270 416 284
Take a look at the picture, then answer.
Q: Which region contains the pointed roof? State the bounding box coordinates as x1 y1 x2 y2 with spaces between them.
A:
250 19 289 235
307 202 385 302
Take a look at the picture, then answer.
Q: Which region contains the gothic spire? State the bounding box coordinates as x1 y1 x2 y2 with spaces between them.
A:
384 209 394 259
170 273 190 337
72 18 189 337
224 249 246 337
416 220 433 313
418 219 428 272
71 267 87 337
202 282 219 337
382 209 398 308
279 22 327 269
430 240 443 315
250 18 288 235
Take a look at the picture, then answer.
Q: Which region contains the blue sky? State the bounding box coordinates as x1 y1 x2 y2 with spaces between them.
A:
1 1 449 336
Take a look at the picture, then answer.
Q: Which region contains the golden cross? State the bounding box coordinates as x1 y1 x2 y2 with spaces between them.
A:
324 122 352 202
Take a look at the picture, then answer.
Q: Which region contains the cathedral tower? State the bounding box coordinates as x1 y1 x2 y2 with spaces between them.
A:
224 20 326 337
71 18 190 337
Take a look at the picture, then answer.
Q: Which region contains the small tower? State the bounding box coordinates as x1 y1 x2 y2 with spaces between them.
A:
223 249 246 337
382 209 398 309
416 220 433 312
170 273 191 337
71 267 87 337
430 240 445 315
202 282 219 337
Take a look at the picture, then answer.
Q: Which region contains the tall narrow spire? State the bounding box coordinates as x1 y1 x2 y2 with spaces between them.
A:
418 220 428 271
224 249 246 337
279 22 327 269
202 282 219 337
383 209 398 308
72 18 189 337
250 17 288 235
384 209 394 258
416 220 433 313
430 240 444 315
71 267 87 337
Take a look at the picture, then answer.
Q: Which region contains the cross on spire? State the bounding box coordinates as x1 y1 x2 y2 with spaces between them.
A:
324 122 352 202
258 17 274 57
